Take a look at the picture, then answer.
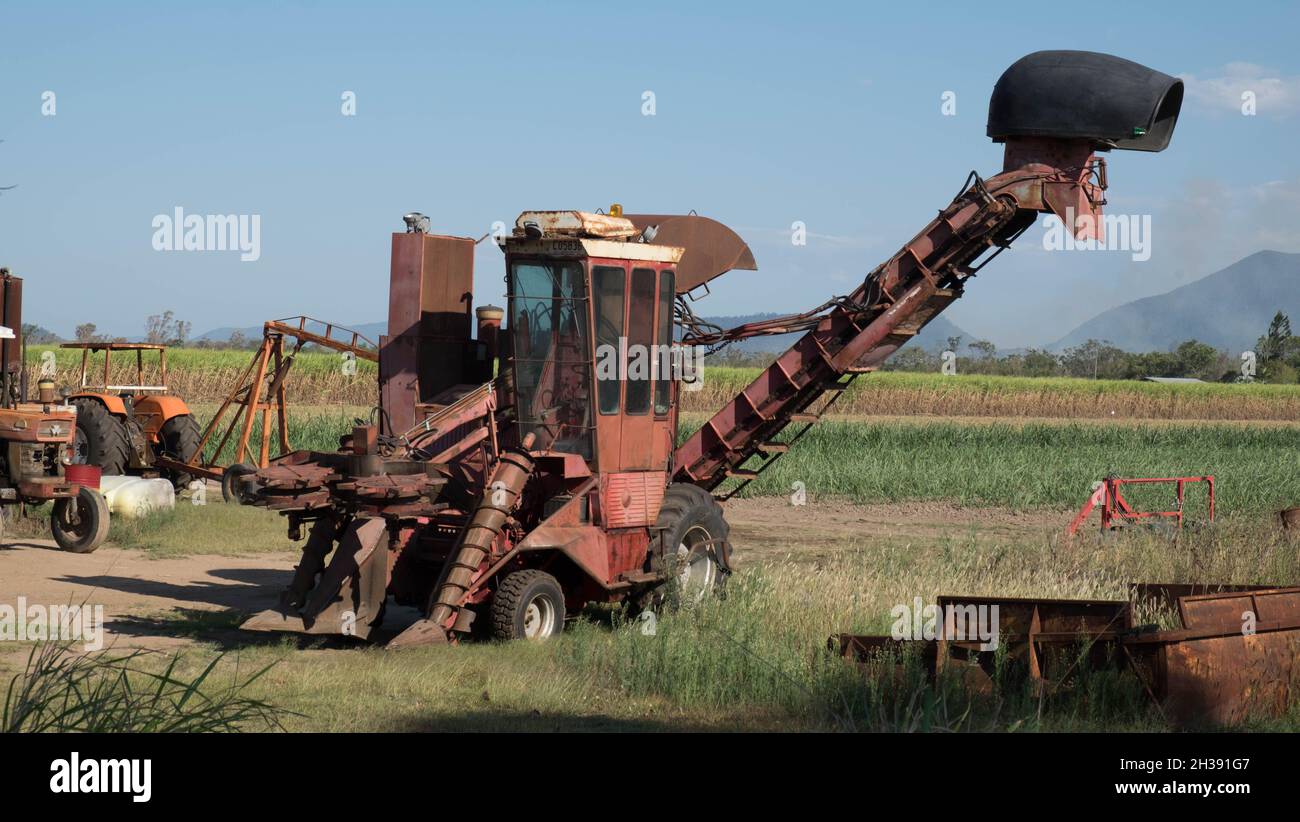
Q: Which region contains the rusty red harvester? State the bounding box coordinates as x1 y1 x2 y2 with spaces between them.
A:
238 51 1184 646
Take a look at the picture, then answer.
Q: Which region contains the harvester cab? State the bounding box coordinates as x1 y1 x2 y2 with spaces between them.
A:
237 50 1181 648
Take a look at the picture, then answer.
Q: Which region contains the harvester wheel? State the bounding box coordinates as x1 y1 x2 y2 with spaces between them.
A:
158 414 202 488
51 486 111 554
221 462 257 503
490 569 565 641
645 483 730 609
70 399 130 476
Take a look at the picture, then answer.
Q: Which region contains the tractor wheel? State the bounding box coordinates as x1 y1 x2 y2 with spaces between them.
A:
70 399 130 475
51 486 111 554
221 462 257 503
158 414 202 489
490 569 566 641
645 483 730 609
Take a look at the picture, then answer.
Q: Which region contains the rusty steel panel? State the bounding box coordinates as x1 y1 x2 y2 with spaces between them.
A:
838 589 1300 727
0 271 22 401
622 214 757 294
602 471 666 528
1152 628 1300 726
1129 582 1277 614
381 232 475 435
1179 587 1300 631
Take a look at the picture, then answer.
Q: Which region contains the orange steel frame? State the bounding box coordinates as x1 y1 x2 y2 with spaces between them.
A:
1067 475 1215 536
180 317 378 479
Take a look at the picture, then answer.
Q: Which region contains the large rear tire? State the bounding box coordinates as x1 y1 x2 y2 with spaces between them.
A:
70 399 130 476
158 413 202 488
644 483 730 609
51 486 111 554
490 569 565 641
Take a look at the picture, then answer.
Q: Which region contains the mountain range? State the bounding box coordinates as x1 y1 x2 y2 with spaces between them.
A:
1045 250 1300 353
189 250 1300 356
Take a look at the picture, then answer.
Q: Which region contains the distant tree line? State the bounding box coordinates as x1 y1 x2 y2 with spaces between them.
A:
706 311 1300 383
42 311 253 350
883 338 1236 381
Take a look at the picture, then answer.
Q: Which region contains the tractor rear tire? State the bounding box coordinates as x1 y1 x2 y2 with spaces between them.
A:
51 486 111 554
490 569 565 641
645 483 730 608
70 399 130 476
158 414 202 489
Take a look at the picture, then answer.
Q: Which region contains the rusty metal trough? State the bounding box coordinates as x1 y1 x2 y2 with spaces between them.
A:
834 586 1300 726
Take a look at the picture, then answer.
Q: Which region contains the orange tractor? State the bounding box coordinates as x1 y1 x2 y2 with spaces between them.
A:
61 342 201 487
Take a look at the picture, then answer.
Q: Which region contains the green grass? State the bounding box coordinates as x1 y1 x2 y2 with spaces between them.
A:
20 516 1291 732
111 504 300 558
697 366 1300 401
3 642 286 732
686 415 1300 514
685 366 1300 419
187 403 364 465
4 404 1294 730
7 498 301 558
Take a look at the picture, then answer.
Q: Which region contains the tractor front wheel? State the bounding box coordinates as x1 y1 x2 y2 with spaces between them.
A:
70 399 130 475
158 414 202 489
490 569 565 641
51 486 111 553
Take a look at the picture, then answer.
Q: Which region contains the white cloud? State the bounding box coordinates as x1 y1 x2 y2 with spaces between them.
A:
1179 62 1300 117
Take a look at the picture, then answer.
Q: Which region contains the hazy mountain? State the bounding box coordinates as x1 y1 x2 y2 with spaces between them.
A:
1047 251 1300 353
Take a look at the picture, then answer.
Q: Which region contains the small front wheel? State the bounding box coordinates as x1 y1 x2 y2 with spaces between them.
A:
222 463 256 503
51 486 111 554
490 570 565 641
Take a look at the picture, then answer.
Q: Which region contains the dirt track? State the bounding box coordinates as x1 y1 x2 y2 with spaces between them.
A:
0 499 1063 654
0 540 295 652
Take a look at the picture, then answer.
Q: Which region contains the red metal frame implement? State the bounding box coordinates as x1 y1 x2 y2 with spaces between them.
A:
1068 476 1214 537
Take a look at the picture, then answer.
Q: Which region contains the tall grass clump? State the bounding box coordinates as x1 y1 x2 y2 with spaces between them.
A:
3 642 288 732
559 559 1171 730
563 571 866 728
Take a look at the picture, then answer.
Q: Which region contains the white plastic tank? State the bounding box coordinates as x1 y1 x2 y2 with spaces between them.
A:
97 476 176 519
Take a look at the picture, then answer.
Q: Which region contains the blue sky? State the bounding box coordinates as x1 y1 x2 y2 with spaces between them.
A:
2 1 1298 347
